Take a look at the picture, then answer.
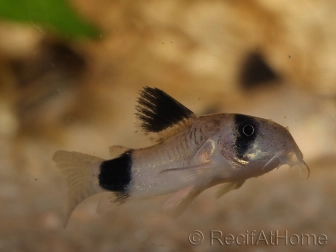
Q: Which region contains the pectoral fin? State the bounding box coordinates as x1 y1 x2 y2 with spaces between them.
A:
158 161 213 184
161 185 202 216
216 180 246 199
158 138 218 183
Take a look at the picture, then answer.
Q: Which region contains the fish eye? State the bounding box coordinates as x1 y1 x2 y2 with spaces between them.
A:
241 124 255 137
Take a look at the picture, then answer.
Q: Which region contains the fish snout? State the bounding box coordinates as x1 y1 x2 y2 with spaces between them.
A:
282 152 302 167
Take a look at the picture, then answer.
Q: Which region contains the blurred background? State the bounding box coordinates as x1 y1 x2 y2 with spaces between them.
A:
0 0 335 251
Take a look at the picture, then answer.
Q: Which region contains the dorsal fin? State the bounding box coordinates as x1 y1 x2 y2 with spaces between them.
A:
136 87 195 133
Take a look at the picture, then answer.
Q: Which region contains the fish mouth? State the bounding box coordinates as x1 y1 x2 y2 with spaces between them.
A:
262 151 310 179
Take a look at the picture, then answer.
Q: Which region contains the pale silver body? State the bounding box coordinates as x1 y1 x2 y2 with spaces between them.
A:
53 87 309 224
130 114 231 197
129 113 304 198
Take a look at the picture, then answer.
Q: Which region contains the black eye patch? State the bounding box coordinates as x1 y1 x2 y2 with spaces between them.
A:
234 114 259 159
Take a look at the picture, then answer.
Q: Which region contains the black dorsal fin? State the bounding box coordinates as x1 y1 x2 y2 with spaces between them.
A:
136 87 195 133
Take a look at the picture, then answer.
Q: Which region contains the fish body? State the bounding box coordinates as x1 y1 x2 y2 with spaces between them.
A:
53 87 309 224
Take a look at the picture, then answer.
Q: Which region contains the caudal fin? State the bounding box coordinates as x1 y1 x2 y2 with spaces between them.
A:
52 150 105 226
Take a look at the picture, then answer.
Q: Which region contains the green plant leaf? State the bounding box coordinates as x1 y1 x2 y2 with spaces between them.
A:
0 0 99 38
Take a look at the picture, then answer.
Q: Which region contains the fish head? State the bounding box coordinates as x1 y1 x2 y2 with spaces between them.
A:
219 114 309 179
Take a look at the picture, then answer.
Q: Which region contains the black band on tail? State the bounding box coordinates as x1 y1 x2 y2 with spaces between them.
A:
99 150 133 192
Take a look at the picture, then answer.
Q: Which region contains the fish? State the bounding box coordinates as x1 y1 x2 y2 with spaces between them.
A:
53 87 309 224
